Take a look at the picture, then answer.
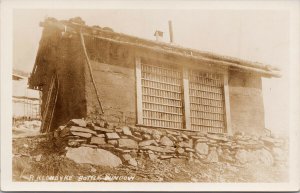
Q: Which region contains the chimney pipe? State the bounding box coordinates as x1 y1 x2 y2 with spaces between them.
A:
154 30 163 42
168 20 174 43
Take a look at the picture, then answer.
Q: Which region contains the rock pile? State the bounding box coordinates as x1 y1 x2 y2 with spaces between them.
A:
53 119 288 168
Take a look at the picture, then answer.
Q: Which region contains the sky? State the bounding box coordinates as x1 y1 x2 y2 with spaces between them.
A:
13 9 290 133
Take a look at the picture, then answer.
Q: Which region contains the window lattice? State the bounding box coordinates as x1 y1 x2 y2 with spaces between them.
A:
141 63 184 129
189 71 226 133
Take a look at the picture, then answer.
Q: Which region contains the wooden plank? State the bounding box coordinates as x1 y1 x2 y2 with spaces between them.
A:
183 67 191 130
80 33 104 114
223 72 232 135
135 57 143 125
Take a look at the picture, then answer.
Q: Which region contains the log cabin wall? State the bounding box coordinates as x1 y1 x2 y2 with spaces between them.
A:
30 26 87 130
82 35 266 135
83 36 137 126
82 35 233 134
229 71 265 135
29 18 270 134
52 33 87 129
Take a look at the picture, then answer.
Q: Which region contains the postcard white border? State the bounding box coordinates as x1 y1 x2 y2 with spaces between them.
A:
1 0 299 191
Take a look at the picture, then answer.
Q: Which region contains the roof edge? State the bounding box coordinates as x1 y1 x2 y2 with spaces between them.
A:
39 17 281 78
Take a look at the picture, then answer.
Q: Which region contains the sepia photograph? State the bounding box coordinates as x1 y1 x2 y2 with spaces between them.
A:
1 0 299 191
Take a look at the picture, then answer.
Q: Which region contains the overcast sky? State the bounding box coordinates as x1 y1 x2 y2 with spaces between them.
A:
13 9 289 133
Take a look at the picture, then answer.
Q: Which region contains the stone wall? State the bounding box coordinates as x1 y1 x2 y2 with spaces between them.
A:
54 119 287 168
229 71 265 135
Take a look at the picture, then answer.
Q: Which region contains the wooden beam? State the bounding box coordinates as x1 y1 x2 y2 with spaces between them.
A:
183 67 191 130
223 72 232 135
135 57 143 125
80 31 104 114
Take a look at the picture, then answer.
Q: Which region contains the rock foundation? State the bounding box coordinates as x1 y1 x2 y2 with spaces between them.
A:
54 119 288 168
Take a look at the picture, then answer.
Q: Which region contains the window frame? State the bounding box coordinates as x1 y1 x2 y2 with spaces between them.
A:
135 56 232 134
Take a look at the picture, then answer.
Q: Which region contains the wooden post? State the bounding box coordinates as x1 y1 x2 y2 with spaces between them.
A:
183 67 191 130
135 57 143 125
168 20 174 43
223 72 232 135
80 32 104 114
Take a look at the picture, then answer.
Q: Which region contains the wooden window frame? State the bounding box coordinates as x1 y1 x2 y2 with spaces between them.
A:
223 72 232 135
135 56 232 134
182 66 191 130
135 57 143 125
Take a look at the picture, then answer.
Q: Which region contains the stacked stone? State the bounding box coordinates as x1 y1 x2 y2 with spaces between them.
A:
54 119 287 168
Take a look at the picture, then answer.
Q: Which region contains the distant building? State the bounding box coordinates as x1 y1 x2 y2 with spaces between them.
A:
13 70 40 120
29 17 280 134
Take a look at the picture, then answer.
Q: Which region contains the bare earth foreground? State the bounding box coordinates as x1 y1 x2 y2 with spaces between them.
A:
12 134 288 182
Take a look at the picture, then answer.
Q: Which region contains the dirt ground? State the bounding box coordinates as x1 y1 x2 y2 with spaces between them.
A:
12 135 288 182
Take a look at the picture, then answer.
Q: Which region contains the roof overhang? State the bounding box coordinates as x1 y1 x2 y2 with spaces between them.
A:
39 18 282 78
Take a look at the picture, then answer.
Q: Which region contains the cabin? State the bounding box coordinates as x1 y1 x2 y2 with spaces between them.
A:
28 17 280 135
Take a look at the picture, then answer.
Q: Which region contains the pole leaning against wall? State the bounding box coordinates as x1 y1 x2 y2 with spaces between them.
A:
79 30 104 114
